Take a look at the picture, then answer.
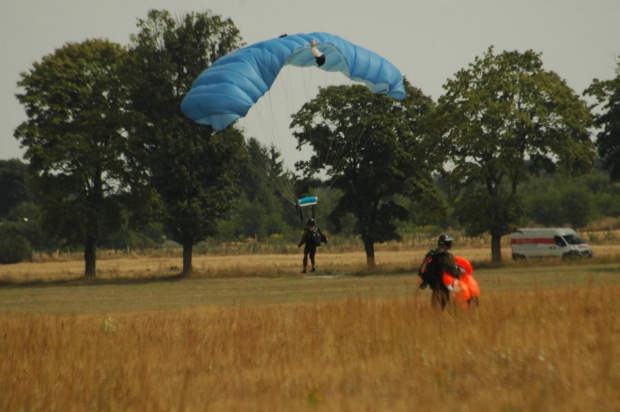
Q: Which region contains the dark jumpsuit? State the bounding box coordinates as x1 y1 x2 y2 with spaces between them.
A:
299 227 317 271
429 247 461 309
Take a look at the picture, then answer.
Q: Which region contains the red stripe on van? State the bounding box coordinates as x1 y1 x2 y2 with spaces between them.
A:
511 238 555 245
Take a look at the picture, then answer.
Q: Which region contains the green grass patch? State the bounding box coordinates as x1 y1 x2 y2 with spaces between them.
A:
1 259 619 315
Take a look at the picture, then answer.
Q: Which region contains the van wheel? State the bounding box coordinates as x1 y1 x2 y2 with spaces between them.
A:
512 254 526 261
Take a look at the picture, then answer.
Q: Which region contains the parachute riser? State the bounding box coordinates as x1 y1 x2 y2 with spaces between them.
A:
296 196 318 228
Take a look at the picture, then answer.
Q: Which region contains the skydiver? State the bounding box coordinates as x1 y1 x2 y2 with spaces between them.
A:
310 40 326 67
418 234 464 310
298 218 326 273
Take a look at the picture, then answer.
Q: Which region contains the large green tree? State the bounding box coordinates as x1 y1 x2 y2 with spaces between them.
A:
585 57 620 181
434 47 596 261
291 81 435 268
127 10 245 275
14 39 136 276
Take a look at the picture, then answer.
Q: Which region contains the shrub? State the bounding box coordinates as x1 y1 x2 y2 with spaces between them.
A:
0 228 32 264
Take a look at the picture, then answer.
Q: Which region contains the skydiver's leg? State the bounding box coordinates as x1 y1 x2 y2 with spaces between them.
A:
315 55 326 67
431 289 442 309
431 286 450 310
302 247 310 273
309 247 316 271
440 287 450 309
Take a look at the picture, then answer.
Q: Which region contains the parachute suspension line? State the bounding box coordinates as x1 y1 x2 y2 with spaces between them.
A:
295 205 317 227
308 119 368 196
238 66 305 206
247 59 376 207
296 204 303 227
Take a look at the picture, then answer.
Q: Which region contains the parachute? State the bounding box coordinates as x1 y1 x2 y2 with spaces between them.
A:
181 32 406 130
181 32 406 226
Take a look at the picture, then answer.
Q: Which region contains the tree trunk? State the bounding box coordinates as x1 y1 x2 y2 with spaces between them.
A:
84 234 96 277
491 231 502 263
363 238 376 270
182 240 193 276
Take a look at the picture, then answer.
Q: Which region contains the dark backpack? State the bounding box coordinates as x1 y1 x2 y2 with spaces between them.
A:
418 250 445 284
310 228 323 247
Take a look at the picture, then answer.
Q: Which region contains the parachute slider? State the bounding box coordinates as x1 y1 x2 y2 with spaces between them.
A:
310 40 326 67
296 196 318 227
296 196 318 207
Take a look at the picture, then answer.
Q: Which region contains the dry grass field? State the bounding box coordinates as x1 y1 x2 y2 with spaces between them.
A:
2 243 619 282
1 244 619 411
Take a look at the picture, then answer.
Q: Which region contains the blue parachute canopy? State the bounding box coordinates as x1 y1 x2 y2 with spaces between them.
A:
181 32 406 130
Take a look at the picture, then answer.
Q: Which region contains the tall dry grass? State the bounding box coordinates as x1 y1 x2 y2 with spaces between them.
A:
1 284 618 412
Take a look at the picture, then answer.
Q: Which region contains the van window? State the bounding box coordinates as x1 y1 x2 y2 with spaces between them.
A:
563 234 585 245
554 236 567 247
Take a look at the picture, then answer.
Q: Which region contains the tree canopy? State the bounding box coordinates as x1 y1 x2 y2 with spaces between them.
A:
14 39 135 276
585 56 620 181
291 80 435 268
126 10 246 275
434 47 596 261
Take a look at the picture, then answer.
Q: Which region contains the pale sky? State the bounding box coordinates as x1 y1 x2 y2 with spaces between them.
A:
1 0 619 163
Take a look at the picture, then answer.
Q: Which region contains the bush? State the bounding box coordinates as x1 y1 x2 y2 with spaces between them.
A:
0 228 32 264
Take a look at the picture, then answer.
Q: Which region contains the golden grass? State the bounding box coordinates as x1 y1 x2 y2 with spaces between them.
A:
2 244 619 283
1 243 619 410
1 284 618 412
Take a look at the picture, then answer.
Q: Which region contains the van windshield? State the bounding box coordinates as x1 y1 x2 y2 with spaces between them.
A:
563 234 585 245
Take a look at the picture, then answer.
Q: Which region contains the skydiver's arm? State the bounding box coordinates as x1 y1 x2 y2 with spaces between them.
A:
298 230 307 248
442 254 463 278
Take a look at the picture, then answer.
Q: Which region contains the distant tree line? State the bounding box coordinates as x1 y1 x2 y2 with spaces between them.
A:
2 9 619 272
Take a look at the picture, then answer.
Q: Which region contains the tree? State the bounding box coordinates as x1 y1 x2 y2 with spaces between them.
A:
521 177 564 227
14 39 135 276
127 10 246 275
560 186 592 229
0 159 34 220
434 47 596 262
520 175 599 228
291 81 435 268
585 56 620 181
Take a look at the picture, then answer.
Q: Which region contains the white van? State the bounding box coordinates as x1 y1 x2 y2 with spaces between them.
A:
511 228 593 260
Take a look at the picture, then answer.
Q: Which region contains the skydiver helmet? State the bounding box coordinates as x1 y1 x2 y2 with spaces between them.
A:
307 218 316 227
438 234 452 249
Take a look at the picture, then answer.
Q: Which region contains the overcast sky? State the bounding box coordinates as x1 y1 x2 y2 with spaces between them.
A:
1 0 619 163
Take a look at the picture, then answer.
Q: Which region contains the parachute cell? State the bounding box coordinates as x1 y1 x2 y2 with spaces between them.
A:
181 32 406 130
